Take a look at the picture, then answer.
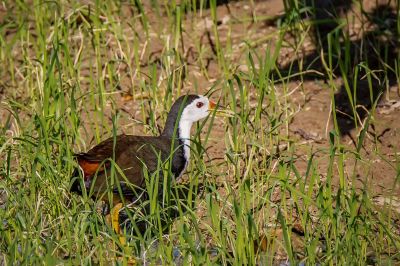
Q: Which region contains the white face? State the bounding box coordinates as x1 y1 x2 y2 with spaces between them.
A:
180 95 211 123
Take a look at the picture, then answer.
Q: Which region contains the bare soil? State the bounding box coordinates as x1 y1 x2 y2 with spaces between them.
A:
1 0 399 210
1 0 400 261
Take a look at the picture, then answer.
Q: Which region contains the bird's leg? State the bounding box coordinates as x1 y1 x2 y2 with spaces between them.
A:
105 203 126 245
105 203 137 264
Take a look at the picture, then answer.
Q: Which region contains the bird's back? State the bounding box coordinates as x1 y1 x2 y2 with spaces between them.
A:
71 134 186 202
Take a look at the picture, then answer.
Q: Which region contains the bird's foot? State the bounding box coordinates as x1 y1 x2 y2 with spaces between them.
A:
106 203 137 264
105 203 126 244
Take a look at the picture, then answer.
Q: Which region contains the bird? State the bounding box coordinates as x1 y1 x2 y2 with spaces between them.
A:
70 94 228 236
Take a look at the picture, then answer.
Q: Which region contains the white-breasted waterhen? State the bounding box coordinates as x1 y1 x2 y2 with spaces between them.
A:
70 94 230 248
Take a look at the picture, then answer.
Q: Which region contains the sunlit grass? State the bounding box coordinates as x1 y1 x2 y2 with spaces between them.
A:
0 0 400 265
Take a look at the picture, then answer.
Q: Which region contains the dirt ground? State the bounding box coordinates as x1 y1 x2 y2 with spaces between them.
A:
172 0 400 200
1 0 400 225
1 0 400 263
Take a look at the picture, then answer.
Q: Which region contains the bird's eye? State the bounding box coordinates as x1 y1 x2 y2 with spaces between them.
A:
196 102 204 108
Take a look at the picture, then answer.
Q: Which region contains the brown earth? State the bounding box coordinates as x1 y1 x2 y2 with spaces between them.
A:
1 0 400 262
1 0 399 222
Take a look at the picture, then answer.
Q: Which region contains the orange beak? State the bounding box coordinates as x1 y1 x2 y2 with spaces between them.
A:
209 101 217 110
208 100 234 117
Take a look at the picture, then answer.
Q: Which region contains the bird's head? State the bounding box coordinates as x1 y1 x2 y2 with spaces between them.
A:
162 94 233 137
178 94 233 123
179 95 215 123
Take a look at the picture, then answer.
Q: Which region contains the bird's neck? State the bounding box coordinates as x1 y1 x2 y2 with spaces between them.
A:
162 112 193 148
162 114 193 134
162 111 193 166
178 119 192 160
177 119 192 140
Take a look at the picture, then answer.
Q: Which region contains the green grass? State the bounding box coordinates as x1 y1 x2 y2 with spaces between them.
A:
1 0 400 265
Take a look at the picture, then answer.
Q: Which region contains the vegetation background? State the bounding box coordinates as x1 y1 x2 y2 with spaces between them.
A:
0 0 399 264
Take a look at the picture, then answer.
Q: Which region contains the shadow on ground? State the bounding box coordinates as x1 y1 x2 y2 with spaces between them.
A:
273 1 399 136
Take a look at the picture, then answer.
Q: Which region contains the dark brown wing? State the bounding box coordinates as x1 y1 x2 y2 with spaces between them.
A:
77 134 132 162
71 134 172 201
74 135 132 180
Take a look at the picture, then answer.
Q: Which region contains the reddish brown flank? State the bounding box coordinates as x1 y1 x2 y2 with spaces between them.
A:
78 159 101 178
